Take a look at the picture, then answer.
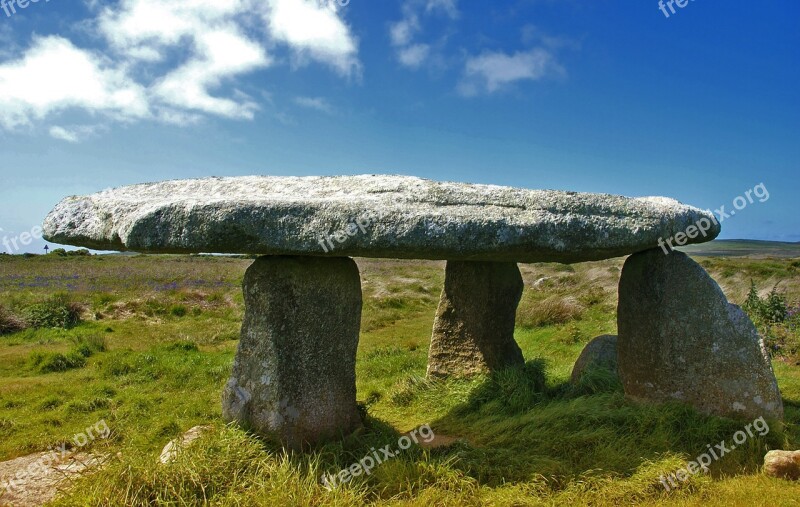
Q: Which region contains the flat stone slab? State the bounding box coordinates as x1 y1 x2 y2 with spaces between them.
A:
43 175 719 262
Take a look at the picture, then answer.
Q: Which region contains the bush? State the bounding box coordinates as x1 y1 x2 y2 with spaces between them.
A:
742 281 799 359
742 281 788 325
0 305 26 335
169 304 188 317
25 294 82 329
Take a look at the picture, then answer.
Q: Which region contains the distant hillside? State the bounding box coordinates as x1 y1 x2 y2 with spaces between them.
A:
679 239 800 258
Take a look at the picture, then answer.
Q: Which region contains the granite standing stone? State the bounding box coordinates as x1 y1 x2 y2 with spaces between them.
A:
222 256 363 448
617 249 783 420
427 261 525 378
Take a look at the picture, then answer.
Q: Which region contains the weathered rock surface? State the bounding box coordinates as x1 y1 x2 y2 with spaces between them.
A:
0 451 105 507
618 249 783 420
427 261 525 378
222 256 363 448
43 175 719 262
159 425 213 464
570 335 618 384
763 450 800 480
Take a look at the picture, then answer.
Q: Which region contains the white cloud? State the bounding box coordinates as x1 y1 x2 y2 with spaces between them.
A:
0 36 149 130
459 48 564 96
398 44 430 69
425 0 458 18
97 0 251 62
98 0 270 119
153 29 269 119
0 0 360 134
264 0 360 77
49 124 105 143
293 96 334 114
389 0 457 69
390 14 420 47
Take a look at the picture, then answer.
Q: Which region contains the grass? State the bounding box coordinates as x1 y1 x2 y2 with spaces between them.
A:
0 253 798 505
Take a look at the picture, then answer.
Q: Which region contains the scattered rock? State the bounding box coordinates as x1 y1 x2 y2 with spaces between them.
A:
43 175 718 262
763 450 800 480
570 334 618 384
0 451 104 507
617 249 783 420
427 261 525 378
531 277 551 289
222 256 363 449
159 425 213 464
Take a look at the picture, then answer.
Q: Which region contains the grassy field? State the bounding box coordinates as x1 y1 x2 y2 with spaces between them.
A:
0 251 799 506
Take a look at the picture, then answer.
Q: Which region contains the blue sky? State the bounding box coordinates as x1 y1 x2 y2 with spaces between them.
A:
0 0 798 253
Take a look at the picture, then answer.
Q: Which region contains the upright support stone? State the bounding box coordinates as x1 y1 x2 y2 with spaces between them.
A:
222 256 363 449
617 249 783 420
427 261 525 378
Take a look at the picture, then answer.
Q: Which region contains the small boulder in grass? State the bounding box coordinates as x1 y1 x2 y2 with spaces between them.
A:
159 425 213 464
570 335 618 384
764 450 800 480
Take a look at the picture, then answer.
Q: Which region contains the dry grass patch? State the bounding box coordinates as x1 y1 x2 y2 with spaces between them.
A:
517 295 585 328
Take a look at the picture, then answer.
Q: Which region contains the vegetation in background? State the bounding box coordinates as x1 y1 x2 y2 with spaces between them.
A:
743 280 800 361
0 253 797 506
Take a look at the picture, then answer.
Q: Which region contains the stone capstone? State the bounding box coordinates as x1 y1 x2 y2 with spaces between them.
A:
617 249 783 420
221 256 363 448
427 261 525 378
42 175 719 262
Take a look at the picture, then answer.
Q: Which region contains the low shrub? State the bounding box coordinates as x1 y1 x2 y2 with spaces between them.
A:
0 305 26 335
743 281 788 324
169 304 188 317
742 281 799 359
25 294 82 329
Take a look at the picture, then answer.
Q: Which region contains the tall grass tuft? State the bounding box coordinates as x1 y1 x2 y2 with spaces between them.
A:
29 335 106 373
517 296 584 328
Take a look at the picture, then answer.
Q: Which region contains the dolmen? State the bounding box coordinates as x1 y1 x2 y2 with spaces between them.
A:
42 175 784 449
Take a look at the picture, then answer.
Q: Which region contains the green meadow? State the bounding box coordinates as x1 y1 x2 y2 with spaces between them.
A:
0 251 798 506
